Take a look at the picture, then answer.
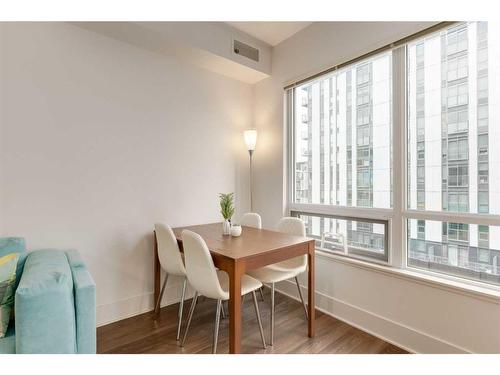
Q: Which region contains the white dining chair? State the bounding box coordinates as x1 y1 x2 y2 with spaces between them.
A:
154 222 188 341
240 212 262 229
180 230 266 353
240 212 265 301
246 217 308 345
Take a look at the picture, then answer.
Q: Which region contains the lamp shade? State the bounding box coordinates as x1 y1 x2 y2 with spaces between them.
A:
243 129 258 151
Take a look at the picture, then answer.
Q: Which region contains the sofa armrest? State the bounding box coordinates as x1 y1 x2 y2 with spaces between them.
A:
66 250 96 354
14 249 77 353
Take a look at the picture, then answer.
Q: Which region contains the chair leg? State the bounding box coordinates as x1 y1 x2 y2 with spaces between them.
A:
294 276 308 321
270 282 275 346
176 277 188 340
259 286 265 301
251 291 266 349
221 300 226 319
241 294 246 305
181 291 198 347
154 273 169 315
212 299 222 354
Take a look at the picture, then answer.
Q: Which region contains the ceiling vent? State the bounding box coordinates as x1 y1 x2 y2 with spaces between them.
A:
233 39 259 62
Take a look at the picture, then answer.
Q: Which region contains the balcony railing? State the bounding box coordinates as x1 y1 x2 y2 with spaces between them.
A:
409 250 500 275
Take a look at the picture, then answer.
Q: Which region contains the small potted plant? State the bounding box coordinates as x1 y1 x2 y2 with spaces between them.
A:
219 192 235 235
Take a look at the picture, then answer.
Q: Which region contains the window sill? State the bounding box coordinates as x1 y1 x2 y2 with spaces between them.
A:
315 249 500 304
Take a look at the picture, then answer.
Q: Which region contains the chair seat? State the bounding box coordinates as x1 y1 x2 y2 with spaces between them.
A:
215 270 262 300
247 262 306 284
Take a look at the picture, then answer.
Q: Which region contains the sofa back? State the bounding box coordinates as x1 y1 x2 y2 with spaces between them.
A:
0 237 27 287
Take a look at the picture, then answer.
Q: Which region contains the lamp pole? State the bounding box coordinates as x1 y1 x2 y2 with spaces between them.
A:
249 149 254 212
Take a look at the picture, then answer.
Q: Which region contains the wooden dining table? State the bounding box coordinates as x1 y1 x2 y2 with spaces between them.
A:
153 222 316 354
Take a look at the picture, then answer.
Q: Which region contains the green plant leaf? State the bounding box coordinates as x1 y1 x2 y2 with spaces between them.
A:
219 192 235 220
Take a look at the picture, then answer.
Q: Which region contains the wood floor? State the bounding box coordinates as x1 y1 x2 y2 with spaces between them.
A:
97 290 407 354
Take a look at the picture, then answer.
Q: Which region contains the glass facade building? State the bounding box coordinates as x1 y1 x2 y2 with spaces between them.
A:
292 22 500 285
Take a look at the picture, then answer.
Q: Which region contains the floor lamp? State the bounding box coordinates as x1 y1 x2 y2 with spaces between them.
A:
243 129 257 211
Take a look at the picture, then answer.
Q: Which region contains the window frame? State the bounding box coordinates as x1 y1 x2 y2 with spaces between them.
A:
285 22 500 292
291 210 390 264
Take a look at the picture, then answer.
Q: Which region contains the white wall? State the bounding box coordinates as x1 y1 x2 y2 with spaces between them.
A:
252 21 500 353
0 22 253 325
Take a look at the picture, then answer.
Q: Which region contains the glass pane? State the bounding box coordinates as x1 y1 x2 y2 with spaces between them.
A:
294 51 392 208
408 219 500 286
407 22 499 215
296 212 387 261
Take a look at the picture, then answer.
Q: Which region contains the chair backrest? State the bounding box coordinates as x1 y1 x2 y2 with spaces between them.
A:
154 223 186 276
276 217 307 269
181 230 227 300
240 212 262 229
277 217 306 237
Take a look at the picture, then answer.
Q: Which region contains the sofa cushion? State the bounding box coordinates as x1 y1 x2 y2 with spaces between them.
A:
0 325 15 354
0 237 27 288
15 249 76 353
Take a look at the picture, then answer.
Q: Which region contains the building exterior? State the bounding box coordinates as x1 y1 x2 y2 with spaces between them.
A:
407 21 500 283
295 50 392 259
294 21 500 284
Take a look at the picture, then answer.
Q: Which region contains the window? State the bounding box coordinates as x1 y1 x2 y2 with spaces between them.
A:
448 165 468 187
447 56 468 82
357 148 372 167
478 192 488 213
417 220 425 240
447 138 468 160
478 134 488 160
357 86 371 105
406 22 500 286
357 64 371 85
447 192 468 212
447 109 468 133
478 162 488 185
288 22 500 286
478 225 489 249
478 76 488 100
357 107 371 126
357 169 372 188
447 26 468 54
448 222 469 242
447 83 468 107
477 47 488 72
357 126 371 146
295 212 388 262
477 104 488 131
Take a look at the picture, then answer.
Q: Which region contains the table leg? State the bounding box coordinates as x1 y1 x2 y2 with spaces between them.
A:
153 231 161 314
307 241 315 337
228 261 243 354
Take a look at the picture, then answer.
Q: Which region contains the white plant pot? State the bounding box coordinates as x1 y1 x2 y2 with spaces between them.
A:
222 220 231 235
230 225 242 237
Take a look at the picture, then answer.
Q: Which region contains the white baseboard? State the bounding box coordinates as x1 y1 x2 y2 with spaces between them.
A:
96 282 195 327
276 279 471 354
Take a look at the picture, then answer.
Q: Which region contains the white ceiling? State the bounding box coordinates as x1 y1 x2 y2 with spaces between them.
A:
227 22 312 46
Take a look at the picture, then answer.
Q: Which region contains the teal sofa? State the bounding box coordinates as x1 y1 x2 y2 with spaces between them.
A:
0 237 96 354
